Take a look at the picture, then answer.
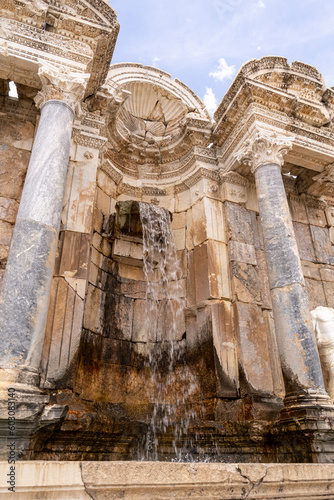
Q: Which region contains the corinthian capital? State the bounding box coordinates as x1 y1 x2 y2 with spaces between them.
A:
235 131 294 173
34 61 89 115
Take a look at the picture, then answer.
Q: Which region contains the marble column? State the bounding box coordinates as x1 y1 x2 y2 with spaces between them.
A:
0 64 88 376
236 132 330 406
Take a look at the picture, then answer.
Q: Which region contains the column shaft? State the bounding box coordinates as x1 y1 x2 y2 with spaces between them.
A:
0 100 74 370
254 162 326 396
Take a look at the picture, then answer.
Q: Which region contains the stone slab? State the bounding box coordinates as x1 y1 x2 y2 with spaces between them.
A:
310 225 334 265
2 462 334 499
305 278 327 310
189 197 226 247
193 240 230 302
234 302 274 395
288 194 308 224
225 202 261 248
211 301 239 398
55 230 90 280
231 262 262 304
293 221 316 262
228 240 257 265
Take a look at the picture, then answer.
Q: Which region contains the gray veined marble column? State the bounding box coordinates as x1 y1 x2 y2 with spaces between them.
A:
0 65 88 374
236 131 331 407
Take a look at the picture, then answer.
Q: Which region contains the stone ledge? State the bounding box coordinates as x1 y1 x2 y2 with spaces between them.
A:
1 462 334 499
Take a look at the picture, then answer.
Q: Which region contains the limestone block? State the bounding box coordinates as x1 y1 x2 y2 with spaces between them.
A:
41 277 84 388
326 207 334 227
186 208 194 250
90 246 103 269
112 238 143 264
263 310 285 397
0 196 19 223
231 262 262 304
173 227 186 250
225 202 260 247
61 162 97 233
71 143 99 164
245 186 259 212
91 231 111 257
0 220 13 246
103 293 134 341
302 260 321 280
189 177 220 205
132 299 151 342
171 211 186 230
185 313 197 350
119 278 147 300
0 117 35 151
97 169 117 198
92 207 103 234
211 301 239 398
88 261 99 287
177 249 188 278
288 194 308 224
0 145 30 200
83 284 106 334
310 225 334 265
193 241 230 302
222 180 248 204
320 267 334 282
305 201 327 227
96 186 111 215
156 298 186 342
293 222 316 261
329 227 334 244
141 195 175 213
175 189 191 213
228 241 257 265
323 282 334 308
234 302 274 395
54 231 90 280
118 263 145 281
305 278 327 311
187 250 196 307
64 277 86 300
189 197 226 248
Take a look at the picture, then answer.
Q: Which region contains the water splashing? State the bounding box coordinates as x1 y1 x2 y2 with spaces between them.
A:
137 202 203 461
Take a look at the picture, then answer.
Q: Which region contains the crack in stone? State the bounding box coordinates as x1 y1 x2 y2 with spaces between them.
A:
80 462 95 500
236 465 268 499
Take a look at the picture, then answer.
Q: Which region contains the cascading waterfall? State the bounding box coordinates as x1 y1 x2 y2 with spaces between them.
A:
138 202 202 461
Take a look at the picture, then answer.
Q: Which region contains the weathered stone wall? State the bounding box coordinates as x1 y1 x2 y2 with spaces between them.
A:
0 84 36 290
288 193 334 310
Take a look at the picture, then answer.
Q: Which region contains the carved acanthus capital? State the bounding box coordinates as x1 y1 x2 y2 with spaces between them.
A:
235 131 294 173
34 62 89 115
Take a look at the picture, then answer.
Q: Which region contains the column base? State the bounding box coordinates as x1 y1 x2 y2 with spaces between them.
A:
0 367 68 460
275 390 334 462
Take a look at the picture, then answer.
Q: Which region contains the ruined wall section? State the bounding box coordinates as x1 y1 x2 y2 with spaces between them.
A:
288 192 334 310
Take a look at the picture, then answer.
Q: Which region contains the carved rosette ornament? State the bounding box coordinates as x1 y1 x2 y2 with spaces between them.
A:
235 131 294 173
34 62 89 115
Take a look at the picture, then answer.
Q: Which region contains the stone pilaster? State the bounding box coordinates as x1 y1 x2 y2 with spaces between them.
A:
235 131 332 408
0 63 88 458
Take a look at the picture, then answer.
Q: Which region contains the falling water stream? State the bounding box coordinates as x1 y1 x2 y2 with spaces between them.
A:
137 202 202 461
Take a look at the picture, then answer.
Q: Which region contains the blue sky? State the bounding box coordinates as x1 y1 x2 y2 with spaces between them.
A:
109 0 334 115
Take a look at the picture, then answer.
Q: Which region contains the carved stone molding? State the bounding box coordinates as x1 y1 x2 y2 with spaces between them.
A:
235 131 294 173
34 62 89 115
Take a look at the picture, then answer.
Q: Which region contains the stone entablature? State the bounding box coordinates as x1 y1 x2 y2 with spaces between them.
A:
0 0 119 95
213 57 334 193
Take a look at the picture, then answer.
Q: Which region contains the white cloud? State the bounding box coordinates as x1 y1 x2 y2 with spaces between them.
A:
257 0 265 7
209 58 236 82
203 87 217 116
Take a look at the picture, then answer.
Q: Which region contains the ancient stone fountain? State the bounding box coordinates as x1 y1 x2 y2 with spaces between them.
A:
1 0 334 496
